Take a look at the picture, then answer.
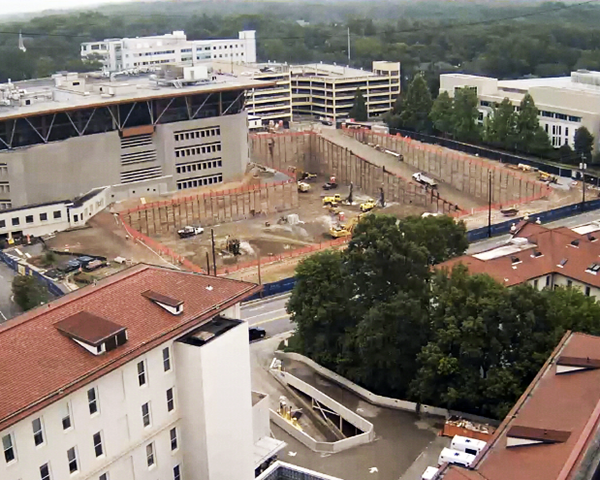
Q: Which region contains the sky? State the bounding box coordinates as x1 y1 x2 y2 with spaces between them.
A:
2 0 137 16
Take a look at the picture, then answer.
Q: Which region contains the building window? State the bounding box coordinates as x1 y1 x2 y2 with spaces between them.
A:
26 215 34 224
11 217 19 226
174 464 181 480
32 417 45 446
167 388 175 412
53 211 61 219
0 220 5 228
546 275 550 287
99 473 109 480
2 433 15 463
146 443 155 468
40 213 48 221
170 427 178 451
567 279 573 287
74 214 79 223
67 447 78 474
163 347 171 372
533 279 538 289
137 360 147 386
93 432 104 457
62 403 72 430
88 387 99 415
142 402 151 427
586 286 591 296
40 462 51 480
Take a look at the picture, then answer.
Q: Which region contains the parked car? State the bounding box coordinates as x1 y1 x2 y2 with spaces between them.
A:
249 327 266 341
177 225 204 238
76 256 94 267
84 259 105 272
57 259 81 273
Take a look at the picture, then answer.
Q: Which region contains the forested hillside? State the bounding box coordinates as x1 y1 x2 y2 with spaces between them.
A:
1 1 600 87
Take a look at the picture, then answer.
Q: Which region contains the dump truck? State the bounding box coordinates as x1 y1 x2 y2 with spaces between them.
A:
412 172 437 188
322 194 342 206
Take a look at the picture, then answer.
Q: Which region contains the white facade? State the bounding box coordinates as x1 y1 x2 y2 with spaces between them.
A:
439 71 600 151
0 304 279 480
81 31 257 73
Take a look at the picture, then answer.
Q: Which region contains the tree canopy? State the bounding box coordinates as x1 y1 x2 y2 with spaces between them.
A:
288 215 600 418
574 126 595 164
12 274 48 311
348 88 368 122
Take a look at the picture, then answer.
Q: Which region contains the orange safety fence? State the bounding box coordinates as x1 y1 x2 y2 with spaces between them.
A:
216 237 349 276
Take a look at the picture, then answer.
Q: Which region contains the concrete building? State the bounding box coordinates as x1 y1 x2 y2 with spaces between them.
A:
438 331 600 480
81 31 257 73
0 264 293 480
291 61 401 121
439 70 600 151
0 69 272 210
440 221 600 299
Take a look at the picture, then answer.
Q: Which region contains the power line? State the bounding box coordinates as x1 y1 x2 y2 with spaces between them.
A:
0 0 597 43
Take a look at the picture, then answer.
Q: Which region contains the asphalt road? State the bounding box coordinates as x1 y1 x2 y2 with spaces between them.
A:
241 293 293 336
0 262 22 323
467 209 600 254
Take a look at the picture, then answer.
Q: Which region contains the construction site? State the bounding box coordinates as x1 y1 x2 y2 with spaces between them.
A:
50 125 580 282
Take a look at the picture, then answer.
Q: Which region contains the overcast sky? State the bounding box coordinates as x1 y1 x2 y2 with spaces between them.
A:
3 0 137 16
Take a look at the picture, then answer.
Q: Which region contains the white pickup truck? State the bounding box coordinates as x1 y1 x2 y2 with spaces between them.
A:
412 172 438 188
177 225 204 238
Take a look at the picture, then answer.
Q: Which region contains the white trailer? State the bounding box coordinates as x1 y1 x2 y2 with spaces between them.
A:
451 435 487 456
438 448 476 468
412 172 438 188
422 466 439 480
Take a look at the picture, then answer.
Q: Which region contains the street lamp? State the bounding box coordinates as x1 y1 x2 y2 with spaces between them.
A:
580 160 587 211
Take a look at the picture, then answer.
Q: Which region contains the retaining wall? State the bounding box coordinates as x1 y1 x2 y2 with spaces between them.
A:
121 181 298 237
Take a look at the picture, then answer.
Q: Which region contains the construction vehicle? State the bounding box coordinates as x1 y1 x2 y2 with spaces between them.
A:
328 216 361 238
360 199 377 212
177 225 204 238
538 171 558 183
300 171 317 182
323 175 338 190
322 194 342 206
226 237 241 255
412 172 438 188
298 182 311 193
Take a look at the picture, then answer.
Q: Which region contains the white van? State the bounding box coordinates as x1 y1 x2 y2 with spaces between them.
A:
422 466 439 480
451 435 487 456
438 448 476 468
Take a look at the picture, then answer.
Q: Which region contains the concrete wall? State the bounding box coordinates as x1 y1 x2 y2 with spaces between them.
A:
174 322 254 480
252 393 271 443
0 111 249 208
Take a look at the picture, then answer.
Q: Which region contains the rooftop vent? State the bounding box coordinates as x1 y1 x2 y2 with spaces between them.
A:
571 239 580 247
588 234 597 242
531 249 543 258
142 290 183 315
556 355 600 374
506 426 570 448
55 311 127 355
511 256 521 264
558 258 568 268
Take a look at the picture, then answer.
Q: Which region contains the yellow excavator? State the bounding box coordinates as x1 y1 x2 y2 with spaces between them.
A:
329 216 361 238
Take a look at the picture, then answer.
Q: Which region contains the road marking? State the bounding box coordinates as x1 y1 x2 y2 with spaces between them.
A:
244 307 287 321
244 305 266 312
251 314 290 327
0 309 7 322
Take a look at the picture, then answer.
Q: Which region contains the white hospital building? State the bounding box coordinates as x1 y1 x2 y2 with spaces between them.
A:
440 70 600 152
81 31 257 73
0 264 340 480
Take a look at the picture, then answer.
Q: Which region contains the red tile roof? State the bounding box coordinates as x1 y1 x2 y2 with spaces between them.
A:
0 264 260 433
440 332 600 480
440 222 600 288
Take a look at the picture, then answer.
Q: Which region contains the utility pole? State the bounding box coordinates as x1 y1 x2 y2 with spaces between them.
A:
487 170 493 238
580 157 587 212
347 27 351 62
257 251 262 287
211 229 217 276
205 251 210 275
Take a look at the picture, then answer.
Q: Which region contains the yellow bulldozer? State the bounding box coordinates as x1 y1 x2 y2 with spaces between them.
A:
322 194 342 206
329 216 361 238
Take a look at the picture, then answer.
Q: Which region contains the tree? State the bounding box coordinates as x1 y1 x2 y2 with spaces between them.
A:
574 126 595 164
484 98 517 150
451 87 481 143
557 143 575 164
398 73 433 133
286 251 354 369
12 275 49 311
429 91 454 136
515 93 550 155
348 88 368 121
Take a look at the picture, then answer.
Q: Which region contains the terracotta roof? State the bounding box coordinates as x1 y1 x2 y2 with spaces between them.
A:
440 332 600 480
55 311 126 347
0 264 260 433
142 289 183 308
440 222 600 288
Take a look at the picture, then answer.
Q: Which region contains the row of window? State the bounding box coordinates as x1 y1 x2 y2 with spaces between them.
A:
133 59 174 67
214 53 244 59
175 143 221 158
174 127 220 142
177 174 223 190
541 111 581 122
176 160 222 175
0 183 9 194
0 210 63 229
533 276 593 296
8 435 180 480
0 202 10 210
134 50 176 57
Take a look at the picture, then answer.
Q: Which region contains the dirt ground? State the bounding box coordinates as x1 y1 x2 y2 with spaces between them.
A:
153 173 427 274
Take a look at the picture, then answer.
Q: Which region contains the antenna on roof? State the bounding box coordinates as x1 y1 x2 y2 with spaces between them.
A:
18 31 26 53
